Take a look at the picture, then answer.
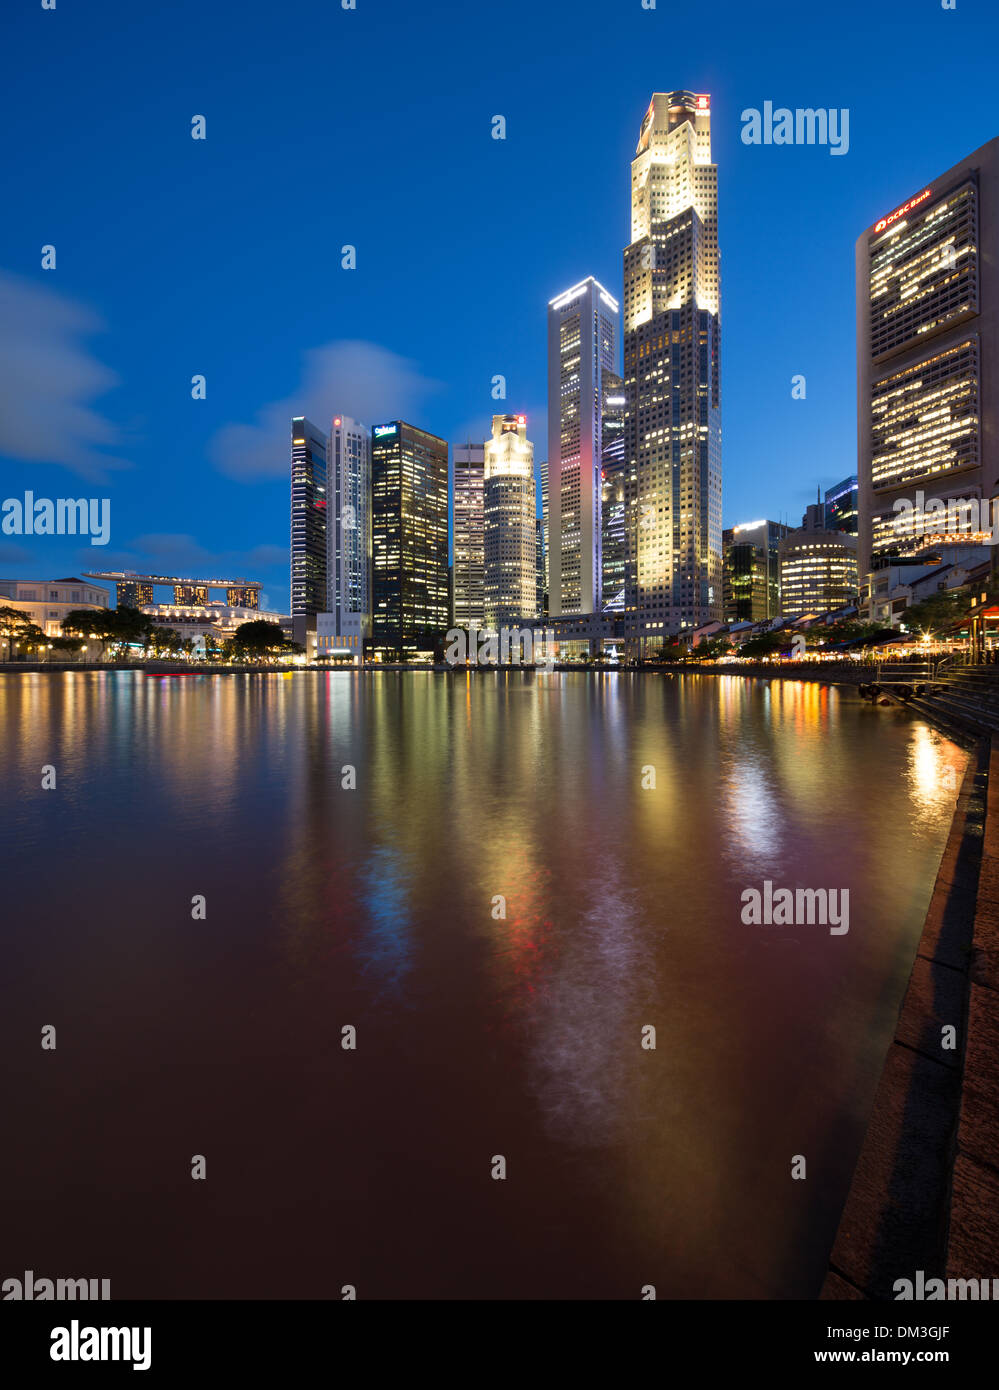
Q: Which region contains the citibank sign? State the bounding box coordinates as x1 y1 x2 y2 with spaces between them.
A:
873 187 932 234
373 424 397 438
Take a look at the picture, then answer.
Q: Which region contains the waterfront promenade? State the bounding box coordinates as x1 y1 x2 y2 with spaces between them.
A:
823 737 999 1297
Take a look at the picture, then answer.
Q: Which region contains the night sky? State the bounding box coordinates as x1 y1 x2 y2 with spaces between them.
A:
2 0 996 611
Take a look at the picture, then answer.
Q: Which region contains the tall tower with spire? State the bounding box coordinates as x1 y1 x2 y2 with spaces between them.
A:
622 91 722 650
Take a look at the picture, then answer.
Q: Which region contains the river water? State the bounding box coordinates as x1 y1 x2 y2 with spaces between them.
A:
0 670 966 1298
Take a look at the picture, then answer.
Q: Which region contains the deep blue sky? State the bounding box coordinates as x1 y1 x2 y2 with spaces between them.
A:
2 0 997 612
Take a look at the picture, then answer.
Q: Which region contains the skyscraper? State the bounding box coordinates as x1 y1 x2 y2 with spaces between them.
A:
539 457 549 602
536 516 547 618
779 505 858 617
290 417 328 618
824 476 859 535
452 443 485 630
601 371 626 611
547 277 619 616
483 414 536 628
722 520 788 623
857 138 998 578
329 415 372 647
623 91 722 652
370 421 449 661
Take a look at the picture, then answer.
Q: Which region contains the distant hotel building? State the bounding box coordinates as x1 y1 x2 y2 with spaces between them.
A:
601 372 627 610
0 577 109 638
328 414 372 652
84 571 261 609
483 414 537 627
722 520 788 623
623 91 722 650
547 277 619 616
824 476 858 535
452 443 485 629
779 505 858 617
290 417 328 618
857 138 998 592
144 599 287 646
371 420 449 661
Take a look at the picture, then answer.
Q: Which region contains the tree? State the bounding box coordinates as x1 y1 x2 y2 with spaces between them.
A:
230 619 292 664
147 625 185 657
49 635 86 657
738 631 784 659
62 606 155 660
112 606 156 655
805 619 884 650
903 583 993 640
0 605 38 661
696 635 734 660
62 607 116 658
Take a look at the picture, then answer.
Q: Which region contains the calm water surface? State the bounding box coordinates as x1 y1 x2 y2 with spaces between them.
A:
0 671 966 1298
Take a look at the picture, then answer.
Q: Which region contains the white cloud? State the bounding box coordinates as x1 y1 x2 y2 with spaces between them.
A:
209 341 442 481
0 270 130 480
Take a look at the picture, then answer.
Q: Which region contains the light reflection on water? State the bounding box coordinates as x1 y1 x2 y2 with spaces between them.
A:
0 670 967 1298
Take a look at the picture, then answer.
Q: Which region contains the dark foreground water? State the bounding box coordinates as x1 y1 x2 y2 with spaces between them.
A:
0 670 966 1299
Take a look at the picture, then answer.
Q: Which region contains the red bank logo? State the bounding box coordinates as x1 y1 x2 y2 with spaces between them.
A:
873 188 932 234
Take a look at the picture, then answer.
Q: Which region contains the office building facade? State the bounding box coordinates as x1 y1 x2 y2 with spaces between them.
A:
824 476 858 535
623 91 722 650
328 415 372 645
483 414 537 628
722 519 788 623
857 138 998 578
547 277 620 617
600 371 627 611
371 421 449 660
290 416 328 618
539 457 549 604
452 443 485 629
779 505 858 617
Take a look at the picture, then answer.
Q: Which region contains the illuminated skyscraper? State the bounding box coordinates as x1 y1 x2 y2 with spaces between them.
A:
547 277 619 616
290 416 328 617
452 443 485 629
623 91 722 650
723 520 788 623
600 371 626 611
329 415 372 647
539 457 549 600
174 584 208 606
779 506 858 617
483 414 536 627
226 586 259 609
824 476 858 535
371 421 449 660
857 139 999 578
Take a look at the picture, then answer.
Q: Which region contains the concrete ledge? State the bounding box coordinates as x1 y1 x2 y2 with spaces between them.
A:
821 739 990 1300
